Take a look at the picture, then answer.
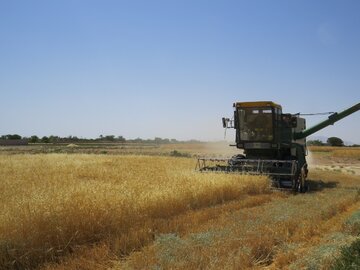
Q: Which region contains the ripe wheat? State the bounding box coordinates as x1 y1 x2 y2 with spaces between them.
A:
0 154 269 269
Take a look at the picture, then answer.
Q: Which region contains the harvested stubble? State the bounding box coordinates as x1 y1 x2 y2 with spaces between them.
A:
122 186 360 270
0 154 269 269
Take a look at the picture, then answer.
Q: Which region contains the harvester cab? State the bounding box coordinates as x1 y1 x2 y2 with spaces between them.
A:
197 101 360 192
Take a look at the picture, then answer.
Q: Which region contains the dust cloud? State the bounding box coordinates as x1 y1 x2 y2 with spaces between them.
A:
202 141 242 157
306 150 315 169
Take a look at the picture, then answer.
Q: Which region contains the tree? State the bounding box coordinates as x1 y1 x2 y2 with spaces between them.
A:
104 135 115 141
133 138 143 143
1 134 22 140
327 137 344 147
41 136 50 143
49 135 60 143
29 135 39 143
66 135 78 141
117 136 126 142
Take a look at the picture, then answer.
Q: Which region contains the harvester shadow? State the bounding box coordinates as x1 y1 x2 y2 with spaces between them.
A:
306 179 338 192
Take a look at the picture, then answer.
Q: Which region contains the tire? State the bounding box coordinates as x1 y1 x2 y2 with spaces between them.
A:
297 167 307 193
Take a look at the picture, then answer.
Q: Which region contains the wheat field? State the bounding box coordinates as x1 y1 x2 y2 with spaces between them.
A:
0 154 269 269
1 147 359 270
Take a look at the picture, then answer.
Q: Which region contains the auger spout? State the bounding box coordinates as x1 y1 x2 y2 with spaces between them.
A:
294 103 360 140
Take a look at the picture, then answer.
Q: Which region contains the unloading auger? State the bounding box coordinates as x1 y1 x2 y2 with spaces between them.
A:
196 101 360 192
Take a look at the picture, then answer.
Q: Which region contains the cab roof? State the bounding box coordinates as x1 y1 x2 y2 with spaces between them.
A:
233 101 282 109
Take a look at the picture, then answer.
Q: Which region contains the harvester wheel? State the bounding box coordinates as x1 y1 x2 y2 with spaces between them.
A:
297 167 307 193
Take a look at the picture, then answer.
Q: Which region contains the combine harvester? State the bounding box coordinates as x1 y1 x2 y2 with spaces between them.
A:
196 101 360 192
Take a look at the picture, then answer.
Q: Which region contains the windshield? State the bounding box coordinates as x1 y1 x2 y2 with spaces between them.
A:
238 107 273 141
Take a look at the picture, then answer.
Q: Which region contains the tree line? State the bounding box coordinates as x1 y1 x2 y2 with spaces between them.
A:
3 134 356 146
0 134 201 144
307 137 359 147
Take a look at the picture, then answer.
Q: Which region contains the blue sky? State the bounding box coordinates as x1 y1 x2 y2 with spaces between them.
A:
0 0 359 143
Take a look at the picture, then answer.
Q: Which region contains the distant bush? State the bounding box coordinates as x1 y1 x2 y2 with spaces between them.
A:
307 140 325 146
169 150 191 158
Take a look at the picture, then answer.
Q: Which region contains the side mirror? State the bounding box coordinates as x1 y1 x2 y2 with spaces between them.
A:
222 117 230 128
222 117 227 128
